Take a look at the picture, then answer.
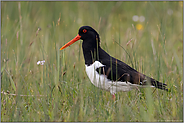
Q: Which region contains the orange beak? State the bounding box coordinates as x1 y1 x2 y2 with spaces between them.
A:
60 34 81 50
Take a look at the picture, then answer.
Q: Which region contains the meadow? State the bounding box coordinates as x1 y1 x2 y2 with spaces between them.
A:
1 1 183 122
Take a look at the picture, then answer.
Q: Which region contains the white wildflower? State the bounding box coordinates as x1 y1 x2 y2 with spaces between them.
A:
139 16 145 22
132 15 139 22
37 60 45 65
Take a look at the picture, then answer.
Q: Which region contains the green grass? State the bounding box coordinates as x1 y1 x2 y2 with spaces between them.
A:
1 1 183 122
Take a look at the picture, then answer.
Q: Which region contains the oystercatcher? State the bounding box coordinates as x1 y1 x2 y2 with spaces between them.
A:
60 26 168 97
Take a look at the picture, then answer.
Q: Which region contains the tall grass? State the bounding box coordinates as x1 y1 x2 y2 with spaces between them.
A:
1 1 183 122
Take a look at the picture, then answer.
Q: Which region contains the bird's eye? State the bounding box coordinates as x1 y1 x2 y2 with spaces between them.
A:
83 29 87 33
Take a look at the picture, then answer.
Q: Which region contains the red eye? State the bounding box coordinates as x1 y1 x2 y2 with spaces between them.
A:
83 29 87 33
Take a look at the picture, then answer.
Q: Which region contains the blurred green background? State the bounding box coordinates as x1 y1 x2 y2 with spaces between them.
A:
1 1 183 122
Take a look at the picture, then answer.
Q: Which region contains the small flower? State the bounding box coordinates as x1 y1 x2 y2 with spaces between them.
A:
136 24 143 30
37 60 45 65
132 15 139 22
132 15 145 22
139 16 145 22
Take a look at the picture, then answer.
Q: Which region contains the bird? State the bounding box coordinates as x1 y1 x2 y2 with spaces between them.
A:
60 26 168 98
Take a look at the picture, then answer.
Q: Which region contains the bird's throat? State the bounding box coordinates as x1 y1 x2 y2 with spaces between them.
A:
82 40 101 66
82 46 100 66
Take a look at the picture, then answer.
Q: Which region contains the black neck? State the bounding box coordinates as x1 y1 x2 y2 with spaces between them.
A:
82 41 110 66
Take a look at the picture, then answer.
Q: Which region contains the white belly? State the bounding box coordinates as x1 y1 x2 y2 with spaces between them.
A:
85 61 138 94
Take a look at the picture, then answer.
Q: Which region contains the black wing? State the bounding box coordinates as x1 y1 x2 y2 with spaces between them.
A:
96 58 168 91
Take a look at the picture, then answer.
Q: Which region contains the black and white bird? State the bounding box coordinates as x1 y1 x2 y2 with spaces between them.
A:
60 26 168 98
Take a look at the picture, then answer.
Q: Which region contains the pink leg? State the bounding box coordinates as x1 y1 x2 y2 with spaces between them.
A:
112 94 116 100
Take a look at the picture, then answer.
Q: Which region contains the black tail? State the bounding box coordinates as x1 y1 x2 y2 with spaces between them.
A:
151 79 168 91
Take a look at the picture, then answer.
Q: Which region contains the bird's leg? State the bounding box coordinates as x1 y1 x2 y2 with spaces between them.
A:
110 87 116 100
112 94 116 100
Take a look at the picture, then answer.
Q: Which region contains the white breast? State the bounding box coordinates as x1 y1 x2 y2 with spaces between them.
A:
85 61 108 89
85 61 138 94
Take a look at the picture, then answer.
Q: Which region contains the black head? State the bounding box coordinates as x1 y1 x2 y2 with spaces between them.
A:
60 26 100 50
60 26 104 65
78 26 100 44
